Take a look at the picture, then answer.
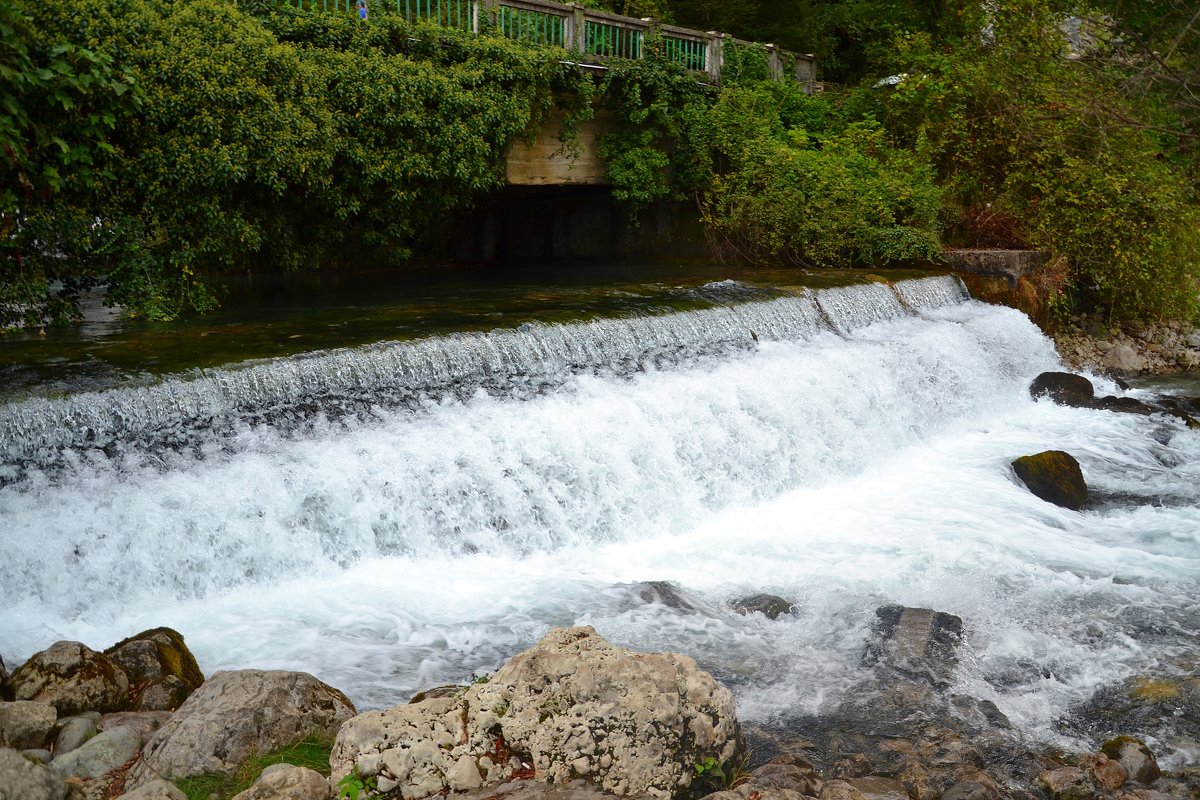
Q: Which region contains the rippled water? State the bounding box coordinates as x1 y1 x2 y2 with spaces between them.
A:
1 275 1196 766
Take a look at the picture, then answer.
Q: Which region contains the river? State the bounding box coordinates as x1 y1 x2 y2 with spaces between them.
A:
1 268 1197 766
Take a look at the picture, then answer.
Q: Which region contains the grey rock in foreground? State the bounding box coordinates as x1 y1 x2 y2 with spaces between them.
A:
0 700 57 749
9 641 129 716
126 670 355 789
332 626 743 800
50 724 140 779
0 746 68 800
53 713 98 758
117 779 189 800
230 763 331 799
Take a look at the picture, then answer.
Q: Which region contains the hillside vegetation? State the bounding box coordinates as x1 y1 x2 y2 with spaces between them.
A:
2 0 1197 326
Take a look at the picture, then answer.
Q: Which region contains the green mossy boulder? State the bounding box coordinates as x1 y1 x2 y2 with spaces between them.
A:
8 642 129 716
104 628 204 712
1011 451 1088 510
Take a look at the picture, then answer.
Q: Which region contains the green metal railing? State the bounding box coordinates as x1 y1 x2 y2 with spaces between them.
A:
402 0 472 30
584 19 642 59
496 5 567 47
661 34 705 71
288 0 355 11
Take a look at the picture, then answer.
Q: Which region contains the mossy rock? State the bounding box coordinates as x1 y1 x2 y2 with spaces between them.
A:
1011 450 1088 510
1029 372 1095 408
9 641 129 716
105 627 204 710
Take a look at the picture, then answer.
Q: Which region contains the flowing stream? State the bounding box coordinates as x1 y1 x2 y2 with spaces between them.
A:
1 274 1197 763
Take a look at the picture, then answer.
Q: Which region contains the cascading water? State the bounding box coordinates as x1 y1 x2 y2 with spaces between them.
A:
1 275 1197 765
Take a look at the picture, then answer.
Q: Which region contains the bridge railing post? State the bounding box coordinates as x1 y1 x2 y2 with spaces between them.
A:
794 53 816 93
569 4 586 53
705 32 723 83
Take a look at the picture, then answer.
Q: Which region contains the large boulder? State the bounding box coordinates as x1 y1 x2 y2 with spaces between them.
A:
117 779 189 800
53 713 98 757
0 746 69 800
1029 372 1094 408
1011 451 1088 510
126 670 355 788
331 626 743 800
104 628 204 712
9 642 129 716
0 701 57 749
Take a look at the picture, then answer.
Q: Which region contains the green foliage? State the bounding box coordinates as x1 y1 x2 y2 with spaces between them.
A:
3 0 590 327
876 0 1200 320
693 84 942 267
336 764 379 800
174 736 333 800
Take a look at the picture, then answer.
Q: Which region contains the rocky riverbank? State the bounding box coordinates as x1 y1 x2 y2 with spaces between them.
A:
1051 314 1200 376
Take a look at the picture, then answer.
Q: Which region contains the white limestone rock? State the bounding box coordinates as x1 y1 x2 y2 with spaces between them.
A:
230 763 332 800
331 626 743 800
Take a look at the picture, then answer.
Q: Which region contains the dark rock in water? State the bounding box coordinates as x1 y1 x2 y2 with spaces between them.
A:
865 606 963 688
1062 676 1200 771
731 594 795 620
1011 451 1088 510
941 781 1001 800
1030 372 1095 407
1093 395 1154 415
615 581 708 613
104 627 204 711
9 642 129 716
1101 736 1160 785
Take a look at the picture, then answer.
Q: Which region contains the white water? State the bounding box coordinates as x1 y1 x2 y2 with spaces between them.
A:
1 277 1197 761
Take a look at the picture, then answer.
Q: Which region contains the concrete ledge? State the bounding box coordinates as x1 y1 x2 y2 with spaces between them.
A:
943 249 1052 285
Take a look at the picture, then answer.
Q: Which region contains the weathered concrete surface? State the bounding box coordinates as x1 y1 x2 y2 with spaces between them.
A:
505 112 614 187
944 249 1051 285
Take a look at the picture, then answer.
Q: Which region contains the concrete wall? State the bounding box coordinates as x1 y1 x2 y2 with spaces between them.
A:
505 112 615 187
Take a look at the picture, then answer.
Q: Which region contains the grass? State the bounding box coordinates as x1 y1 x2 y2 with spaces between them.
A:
175 736 333 800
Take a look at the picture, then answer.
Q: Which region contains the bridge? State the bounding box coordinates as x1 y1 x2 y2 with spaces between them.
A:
288 0 817 186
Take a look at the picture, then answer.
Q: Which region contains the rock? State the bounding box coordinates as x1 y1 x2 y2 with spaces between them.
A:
0 746 69 800
1030 372 1095 407
23 748 52 764
1011 450 1088 510
50 724 140 779
1092 396 1154 415
9 642 129 716
98 711 173 742
620 581 707 613
865 606 963 688
104 628 204 712
0 700 57 749
1037 766 1092 800
731 594 795 620
117 778 189 799
331 626 742 800
52 714 98 757
750 762 822 795
940 781 1000 800
0 655 9 701
453 778 646 800
842 776 908 800
230 763 331 800
127 670 354 788
1101 737 1160 785
818 780 865 800
1102 344 1147 375
1086 753 1127 791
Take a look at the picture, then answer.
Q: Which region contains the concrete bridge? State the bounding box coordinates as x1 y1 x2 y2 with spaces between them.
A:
292 0 817 186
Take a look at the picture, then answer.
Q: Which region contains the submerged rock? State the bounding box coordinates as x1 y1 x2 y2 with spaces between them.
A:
127 670 355 788
618 581 709 613
731 594 795 620
1029 372 1095 407
1011 450 1088 510
331 626 743 800
9 642 129 716
865 606 963 688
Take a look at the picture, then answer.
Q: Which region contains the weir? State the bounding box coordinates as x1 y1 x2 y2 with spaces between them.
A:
0 276 965 468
